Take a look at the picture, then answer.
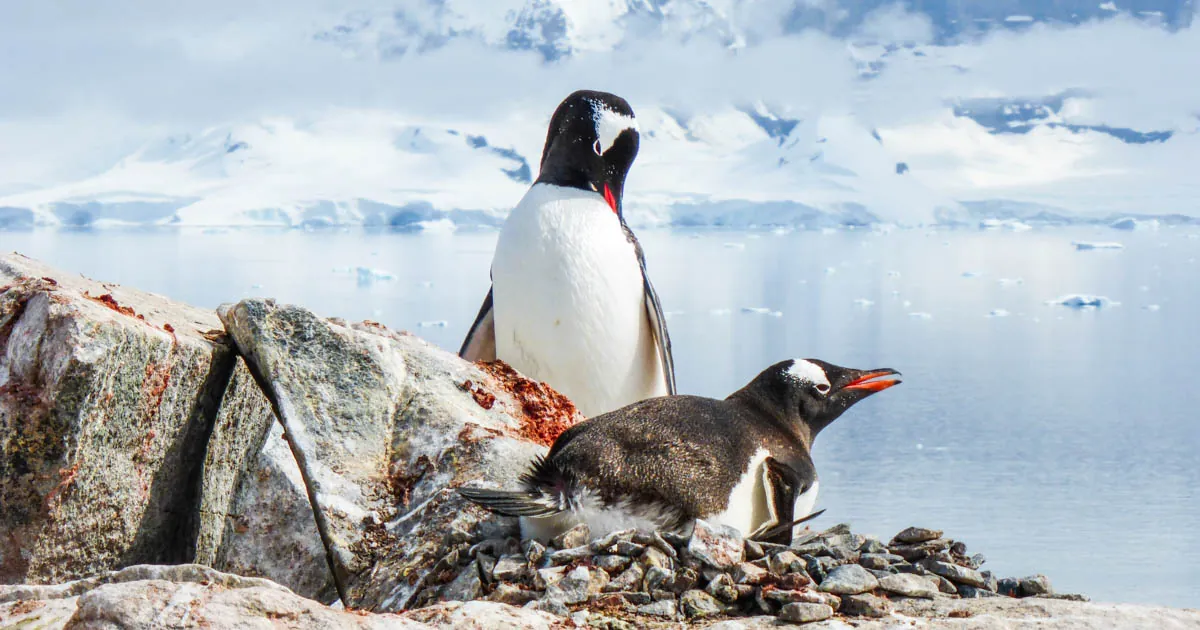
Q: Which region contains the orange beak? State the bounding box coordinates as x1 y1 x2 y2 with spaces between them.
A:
843 370 902 393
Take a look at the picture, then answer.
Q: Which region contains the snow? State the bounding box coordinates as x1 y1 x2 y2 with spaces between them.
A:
1047 294 1119 309
988 309 1011 318
1072 241 1125 251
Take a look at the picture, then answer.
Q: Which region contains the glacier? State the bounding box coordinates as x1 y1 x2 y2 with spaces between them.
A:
2 1 1199 231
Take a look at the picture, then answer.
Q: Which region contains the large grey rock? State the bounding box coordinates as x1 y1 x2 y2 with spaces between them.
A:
686 520 744 570
878 573 939 599
0 254 270 584
818 564 879 595
919 558 987 587
217 299 583 610
0 564 565 629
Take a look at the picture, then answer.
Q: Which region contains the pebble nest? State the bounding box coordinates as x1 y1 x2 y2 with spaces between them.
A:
440 521 1085 625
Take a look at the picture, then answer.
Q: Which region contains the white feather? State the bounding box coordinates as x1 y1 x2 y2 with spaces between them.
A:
712 448 771 536
491 183 668 417
786 359 830 389
591 103 638 154
519 486 683 542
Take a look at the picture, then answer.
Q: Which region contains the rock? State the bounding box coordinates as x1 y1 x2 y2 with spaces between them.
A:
492 555 528 582
743 539 765 561
804 555 838 583
970 553 987 569
522 539 545 566
959 584 1001 598
768 550 806 574
998 577 1022 597
951 541 968 555
548 546 593 566
640 545 674 571
893 527 943 544
220 297 584 610
669 567 699 593
778 602 834 623
818 564 879 595
705 573 738 603
934 574 959 594
731 562 768 585
841 593 893 618
859 538 888 554
919 558 987 588
685 520 743 570
605 563 644 592
636 599 677 618
1020 574 1055 597
859 554 892 570
552 523 591 550
553 566 604 604
526 595 570 617
442 562 482 601
981 570 999 592
487 582 539 606
879 573 940 598
0 255 271 585
680 589 724 618
595 555 632 574
643 566 673 592
535 566 567 590
791 542 833 557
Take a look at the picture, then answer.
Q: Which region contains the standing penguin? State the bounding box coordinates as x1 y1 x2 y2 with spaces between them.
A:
459 358 901 544
459 90 675 418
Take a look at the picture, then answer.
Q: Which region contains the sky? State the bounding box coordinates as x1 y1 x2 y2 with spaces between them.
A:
1 1 1198 211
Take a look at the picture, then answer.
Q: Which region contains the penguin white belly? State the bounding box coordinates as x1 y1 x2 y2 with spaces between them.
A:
712 449 821 539
491 183 668 417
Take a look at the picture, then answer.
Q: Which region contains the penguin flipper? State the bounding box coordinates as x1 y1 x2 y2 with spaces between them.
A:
457 487 563 517
747 457 806 545
642 270 677 395
459 287 497 361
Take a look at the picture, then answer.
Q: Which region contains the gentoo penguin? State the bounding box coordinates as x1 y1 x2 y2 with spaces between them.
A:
459 358 901 544
458 90 675 418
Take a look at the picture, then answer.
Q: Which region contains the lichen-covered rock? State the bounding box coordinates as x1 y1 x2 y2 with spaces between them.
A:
217 299 583 610
0 254 270 585
777 602 834 623
686 520 744 570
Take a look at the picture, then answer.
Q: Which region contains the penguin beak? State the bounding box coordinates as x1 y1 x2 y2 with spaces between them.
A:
841 369 902 394
602 183 619 214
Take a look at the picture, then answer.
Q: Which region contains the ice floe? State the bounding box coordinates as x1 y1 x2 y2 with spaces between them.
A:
1072 241 1124 251
1047 294 1119 309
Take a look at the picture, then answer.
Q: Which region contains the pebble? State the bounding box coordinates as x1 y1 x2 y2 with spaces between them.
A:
705 573 738 603
840 593 893 618
743 539 765 561
858 538 888 554
981 570 999 592
919 558 987 587
680 589 725 618
968 553 987 569
442 560 482 601
637 599 677 618
525 596 569 617
605 563 644 592
535 566 567 590
555 566 599 604
792 542 833 557
893 526 943 544
614 591 651 606
522 539 545 566
640 546 674 571
669 567 699 593
731 562 769 585
643 565 673 592
487 583 539 606
612 541 646 557
878 573 939 599
997 577 1021 597
818 564 879 595
950 541 968 556
934 574 959 594
778 602 834 623
552 523 591 550
958 584 1000 598
1020 574 1055 596
595 554 632 574
858 554 892 570
687 520 744 570
492 555 529 582
549 545 593 566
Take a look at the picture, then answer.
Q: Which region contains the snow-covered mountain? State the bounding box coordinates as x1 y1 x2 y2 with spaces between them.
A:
2 0 1198 230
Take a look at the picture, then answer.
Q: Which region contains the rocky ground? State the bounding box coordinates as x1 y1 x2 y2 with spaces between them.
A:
2 252 1199 629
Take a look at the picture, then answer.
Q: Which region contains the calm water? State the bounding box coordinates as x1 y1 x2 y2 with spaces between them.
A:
4 226 1199 607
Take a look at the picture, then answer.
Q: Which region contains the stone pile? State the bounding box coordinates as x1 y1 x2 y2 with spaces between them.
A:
444 520 1078 625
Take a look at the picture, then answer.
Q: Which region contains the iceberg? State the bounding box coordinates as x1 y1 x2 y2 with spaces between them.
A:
1047 294 1119 309
1072 241 1124 251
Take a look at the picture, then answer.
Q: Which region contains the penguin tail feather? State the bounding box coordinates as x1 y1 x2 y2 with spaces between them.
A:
457 455 577 518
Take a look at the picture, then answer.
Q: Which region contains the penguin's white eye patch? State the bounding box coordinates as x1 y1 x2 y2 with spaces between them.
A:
816 383 831 394
786 359 831 391
590 101 638 156
593 139 603 156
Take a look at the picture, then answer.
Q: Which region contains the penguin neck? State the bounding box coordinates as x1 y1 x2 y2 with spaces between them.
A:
727 387 817 452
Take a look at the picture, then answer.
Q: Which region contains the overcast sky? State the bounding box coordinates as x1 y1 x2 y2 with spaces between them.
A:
1 1 1197 190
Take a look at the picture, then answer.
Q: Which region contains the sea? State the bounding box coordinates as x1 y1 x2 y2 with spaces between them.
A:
4 224 1198 607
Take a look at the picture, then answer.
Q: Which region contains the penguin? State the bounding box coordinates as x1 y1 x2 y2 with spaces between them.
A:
459 358 901 544
458 90 675 418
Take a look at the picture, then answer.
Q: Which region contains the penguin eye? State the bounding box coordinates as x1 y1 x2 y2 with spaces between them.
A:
816 383 831 395
593 139 603 156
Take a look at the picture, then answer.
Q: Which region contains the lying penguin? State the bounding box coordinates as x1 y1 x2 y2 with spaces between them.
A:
459 358 901 545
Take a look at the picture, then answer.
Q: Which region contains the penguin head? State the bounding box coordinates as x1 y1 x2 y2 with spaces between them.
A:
741 359 902 439
536 90 639 216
